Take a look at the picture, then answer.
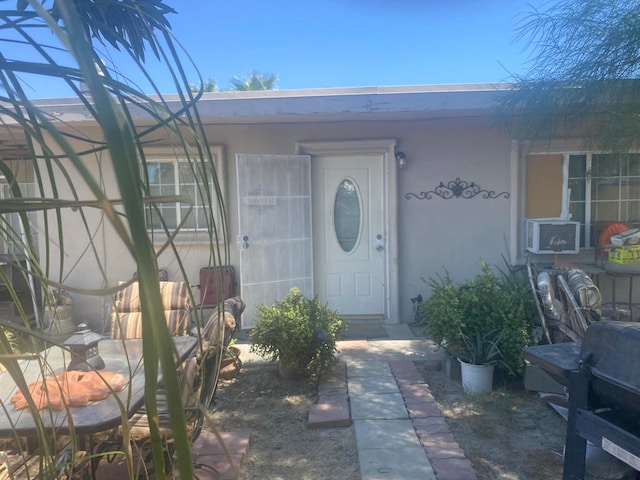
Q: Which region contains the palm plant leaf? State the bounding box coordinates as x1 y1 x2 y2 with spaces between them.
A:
0 1 228 478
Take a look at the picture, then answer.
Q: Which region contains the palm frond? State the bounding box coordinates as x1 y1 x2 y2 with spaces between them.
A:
0 1 228 478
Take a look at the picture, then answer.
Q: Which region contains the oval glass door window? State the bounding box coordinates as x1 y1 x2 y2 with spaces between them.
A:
334 178 361 253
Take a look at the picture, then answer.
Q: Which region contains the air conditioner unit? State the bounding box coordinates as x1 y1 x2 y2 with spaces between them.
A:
526 218 580 254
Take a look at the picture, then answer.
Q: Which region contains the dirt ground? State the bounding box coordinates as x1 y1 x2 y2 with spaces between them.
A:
210 360 360 480
419 363 567 480
210 351 571 480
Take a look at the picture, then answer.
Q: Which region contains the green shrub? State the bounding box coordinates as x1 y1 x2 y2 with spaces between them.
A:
419 271 465 348
249 288 346 378
418 261 535 376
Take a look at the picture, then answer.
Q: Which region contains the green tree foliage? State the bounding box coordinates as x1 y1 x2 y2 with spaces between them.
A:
45 0 176 62
506 0 640 150
190 71 277 94
230 70 278 91
190 77 218 93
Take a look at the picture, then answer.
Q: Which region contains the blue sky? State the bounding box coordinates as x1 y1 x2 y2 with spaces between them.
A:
12 0 549 98
164 0 545 91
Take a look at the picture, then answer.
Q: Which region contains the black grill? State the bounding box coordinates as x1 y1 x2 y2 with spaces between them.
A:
524 322 640 479
580 322 640 418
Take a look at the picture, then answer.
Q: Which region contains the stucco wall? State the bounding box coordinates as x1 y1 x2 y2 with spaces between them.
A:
394 118 513 321
40 115 515 330
203 117 513 324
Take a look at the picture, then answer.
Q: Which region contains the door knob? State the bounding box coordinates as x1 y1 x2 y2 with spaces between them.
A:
237 234 250 249
375 234 384 252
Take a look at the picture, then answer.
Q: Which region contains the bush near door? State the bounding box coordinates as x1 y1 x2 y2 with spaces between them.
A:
249 288 346 379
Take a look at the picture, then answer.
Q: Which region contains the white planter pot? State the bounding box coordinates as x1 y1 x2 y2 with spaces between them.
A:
459 359 494 394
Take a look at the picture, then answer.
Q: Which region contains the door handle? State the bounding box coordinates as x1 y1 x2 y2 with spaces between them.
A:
237 234 250 249
375 234 384 252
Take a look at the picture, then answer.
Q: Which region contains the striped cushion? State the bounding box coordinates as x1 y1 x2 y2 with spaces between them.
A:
110 281 190 339
201 296 245 344
104 297 245 448
114 281 189 312
110 312 143 339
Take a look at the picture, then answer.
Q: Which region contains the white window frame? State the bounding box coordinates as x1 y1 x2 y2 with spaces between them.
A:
144 146 225 240
568 152 640 249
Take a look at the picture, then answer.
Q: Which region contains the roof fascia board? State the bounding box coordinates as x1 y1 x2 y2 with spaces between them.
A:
1 83 510 125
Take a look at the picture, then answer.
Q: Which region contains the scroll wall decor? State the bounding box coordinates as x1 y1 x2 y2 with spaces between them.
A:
405 177 510 200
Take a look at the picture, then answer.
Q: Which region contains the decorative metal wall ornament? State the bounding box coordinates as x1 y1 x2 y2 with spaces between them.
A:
405 177 510 200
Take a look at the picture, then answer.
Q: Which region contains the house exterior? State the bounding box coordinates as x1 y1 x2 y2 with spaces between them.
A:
0 83 622 332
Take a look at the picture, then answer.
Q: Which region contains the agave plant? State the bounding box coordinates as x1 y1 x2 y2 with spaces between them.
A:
0 1 228 478
456 328 505 367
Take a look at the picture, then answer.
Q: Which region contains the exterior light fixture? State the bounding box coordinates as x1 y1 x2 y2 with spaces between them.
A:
395 151 407 169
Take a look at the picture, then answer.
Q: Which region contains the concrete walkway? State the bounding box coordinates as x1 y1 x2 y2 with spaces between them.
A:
96 323 476 480
231 323 478 480
334 324 479 480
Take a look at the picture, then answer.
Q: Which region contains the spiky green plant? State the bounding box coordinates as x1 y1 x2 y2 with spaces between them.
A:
456 328 505 367
0 1 228 478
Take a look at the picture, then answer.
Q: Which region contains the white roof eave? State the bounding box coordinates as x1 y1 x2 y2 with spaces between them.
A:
1 82 513 126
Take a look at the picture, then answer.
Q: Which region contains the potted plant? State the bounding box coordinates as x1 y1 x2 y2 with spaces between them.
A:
418 261 535 387
456 328 506 393
249 287 346 380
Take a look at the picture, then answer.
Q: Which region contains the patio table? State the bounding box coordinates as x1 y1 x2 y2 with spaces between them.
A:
0 336 197 440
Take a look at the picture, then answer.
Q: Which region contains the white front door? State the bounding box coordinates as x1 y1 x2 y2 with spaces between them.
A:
312 154 385 317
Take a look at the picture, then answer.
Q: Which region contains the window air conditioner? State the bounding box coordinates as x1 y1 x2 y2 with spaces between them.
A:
526 218 580 254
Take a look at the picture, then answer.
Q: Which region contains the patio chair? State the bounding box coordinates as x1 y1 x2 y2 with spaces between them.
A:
194 296 245 407
98 292 244 477
123 336 221 476
109 281 190 339
196 266 237 308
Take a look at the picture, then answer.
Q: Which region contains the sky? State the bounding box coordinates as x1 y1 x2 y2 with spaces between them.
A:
10 0 551 98
167 0 543 91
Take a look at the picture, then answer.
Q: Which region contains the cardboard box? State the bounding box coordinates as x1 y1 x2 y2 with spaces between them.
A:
608 245 640 264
